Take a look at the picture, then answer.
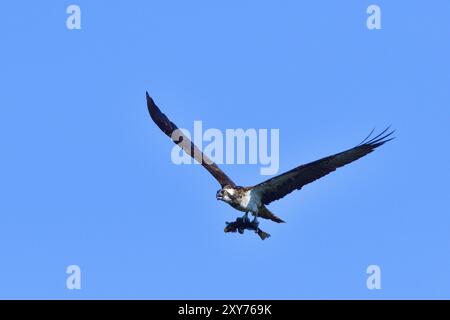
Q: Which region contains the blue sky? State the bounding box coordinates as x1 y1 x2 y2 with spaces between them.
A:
0 1 449 299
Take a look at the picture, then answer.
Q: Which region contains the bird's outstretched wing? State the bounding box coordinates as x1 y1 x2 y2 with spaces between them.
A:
146 92 236 187
251 128 395 205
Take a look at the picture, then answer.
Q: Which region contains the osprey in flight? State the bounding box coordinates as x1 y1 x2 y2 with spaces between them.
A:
146 92 394 240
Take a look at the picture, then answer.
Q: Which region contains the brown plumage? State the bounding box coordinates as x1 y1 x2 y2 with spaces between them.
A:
146 92 394 240
146 92 235 188
251 127 394 205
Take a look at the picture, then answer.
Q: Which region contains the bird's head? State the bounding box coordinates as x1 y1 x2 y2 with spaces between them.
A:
216 186 235 203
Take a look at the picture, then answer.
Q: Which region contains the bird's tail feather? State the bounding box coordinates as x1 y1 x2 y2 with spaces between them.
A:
259 206 285 223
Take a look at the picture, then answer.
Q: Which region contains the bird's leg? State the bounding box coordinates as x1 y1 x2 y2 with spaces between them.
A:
242 212 250 224
251 212 260 233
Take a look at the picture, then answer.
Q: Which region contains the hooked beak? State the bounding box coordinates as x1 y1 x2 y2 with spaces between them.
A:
216 191 223 200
